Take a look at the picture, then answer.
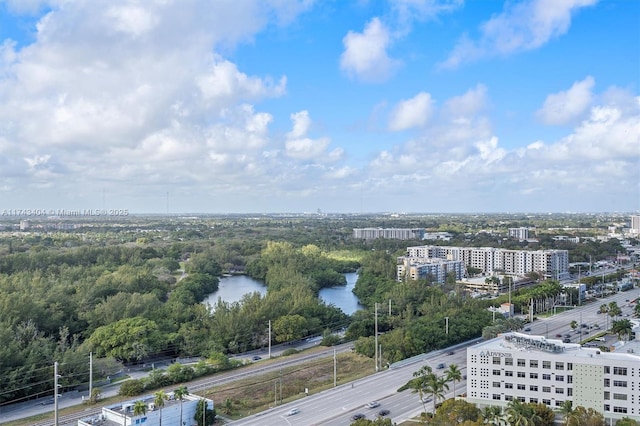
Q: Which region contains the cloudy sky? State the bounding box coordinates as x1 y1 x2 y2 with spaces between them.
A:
0 0 638 214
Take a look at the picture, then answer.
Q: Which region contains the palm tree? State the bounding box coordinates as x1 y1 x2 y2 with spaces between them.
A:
482 405 504 425
154 390 168 426
445 364 462 398
411 365 433 414
424 373 448 413
556 400 573 425
611 319 633 341
133 400 147 417
505 399 531 426
220 398 234 416
174 386 189 426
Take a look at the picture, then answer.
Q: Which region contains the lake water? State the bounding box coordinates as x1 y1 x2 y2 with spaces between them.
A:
203 272 363 315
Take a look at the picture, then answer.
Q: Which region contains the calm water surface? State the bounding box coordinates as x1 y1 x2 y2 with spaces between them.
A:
204 272 363 315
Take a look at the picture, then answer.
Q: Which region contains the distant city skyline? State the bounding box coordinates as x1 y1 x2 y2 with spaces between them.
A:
0 1 638 214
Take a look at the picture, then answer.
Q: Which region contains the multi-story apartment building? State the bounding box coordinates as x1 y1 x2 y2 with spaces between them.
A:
400 246 569 279
631 215 640 235
396 257 465 284
508 227 530 241
466 333 640 423
352 228 424 240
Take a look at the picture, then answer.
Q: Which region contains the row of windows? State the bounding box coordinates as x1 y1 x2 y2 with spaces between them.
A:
483 356 633 377
491 382 572 395
490 370 571 382
496 395 565 407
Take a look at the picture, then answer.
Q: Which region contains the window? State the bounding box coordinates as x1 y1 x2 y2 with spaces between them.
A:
613 380 627 388
567 375 573 384
493 382 501 388
604 379 610 387
613 407 628 414
518 396 526 402
604 405 610 412
556 375 564 382
530 385 538 391
517 372 526 378
543 374 551 380
556 388 564 394
542 361 551 369
493 394 501 400
567 363 572 371
613 393 628 400
517 384 526 390
517 359 526 367
613 367 628 376
505 383 513 389
505 395 514 401
505 371 514 377
530 373 538 379
542 387 551 393
530 360 538 368
530 398 538 403
567 388 572 396
604 392 610 400
542 399 551 405
555 362 564 370
493 357 501 365
604 366 611 374
493 370 501 376
505 358 513 366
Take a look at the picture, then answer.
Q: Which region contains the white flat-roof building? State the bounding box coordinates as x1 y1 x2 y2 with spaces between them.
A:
466 332 640 423
78 393 213 426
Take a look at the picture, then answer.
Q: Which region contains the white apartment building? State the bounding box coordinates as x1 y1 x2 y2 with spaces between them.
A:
466 333 640 423
508 227 530 241
352 228 424 240
402 246 569 279
396 257 465 284
631 215 640 235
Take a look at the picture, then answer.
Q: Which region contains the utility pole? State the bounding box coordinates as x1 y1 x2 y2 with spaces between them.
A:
374 302 379 372
268 320 271 359
89 352 93 401
333 349 337 387
388 299 391 315
445 317 449 335
54 362 60 426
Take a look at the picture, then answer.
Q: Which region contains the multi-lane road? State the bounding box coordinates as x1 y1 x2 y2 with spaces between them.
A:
229 288 639 425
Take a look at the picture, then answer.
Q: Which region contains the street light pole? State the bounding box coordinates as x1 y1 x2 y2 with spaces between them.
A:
445 317 449 335
374 302 379 372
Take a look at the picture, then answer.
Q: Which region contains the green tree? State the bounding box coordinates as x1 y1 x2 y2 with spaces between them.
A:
424 373 449 413
410 365 433 414
174 386 189 426
564 406 605 426
194 398 215 426
615 418 640 426
272 314 309 343
611 319 633 341
220 398 234 415
118 379 144 396
432 399 481 425
133 400 147 417
445 364 462 398
154 390 168 426
481 405 504 425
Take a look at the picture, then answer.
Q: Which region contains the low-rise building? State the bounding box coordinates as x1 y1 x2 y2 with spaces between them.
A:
78 393 213 426
466 332 640 423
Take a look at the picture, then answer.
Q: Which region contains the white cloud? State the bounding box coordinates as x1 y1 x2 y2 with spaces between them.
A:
340 17 401 83
284 111 334 161
440 0 598 68
388 92 434 131
536 76 594 125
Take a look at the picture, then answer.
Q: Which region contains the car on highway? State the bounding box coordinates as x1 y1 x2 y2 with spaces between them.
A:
378 409 390 417
447 350 455 355
437 363 446 369
366 401 380 408
40 398 55 406
563 338 571 343
351 413 366 421
252 355 262 361
286 408 300 416
524 327 531 332
555 334 562 338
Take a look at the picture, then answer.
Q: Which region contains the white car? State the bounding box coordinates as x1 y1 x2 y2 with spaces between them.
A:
286 408 300 416
366 401 380 408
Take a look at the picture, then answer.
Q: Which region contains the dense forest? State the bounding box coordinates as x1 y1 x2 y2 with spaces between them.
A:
0 212 633 405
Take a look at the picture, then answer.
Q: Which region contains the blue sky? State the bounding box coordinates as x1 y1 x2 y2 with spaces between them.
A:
0 0 638 214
